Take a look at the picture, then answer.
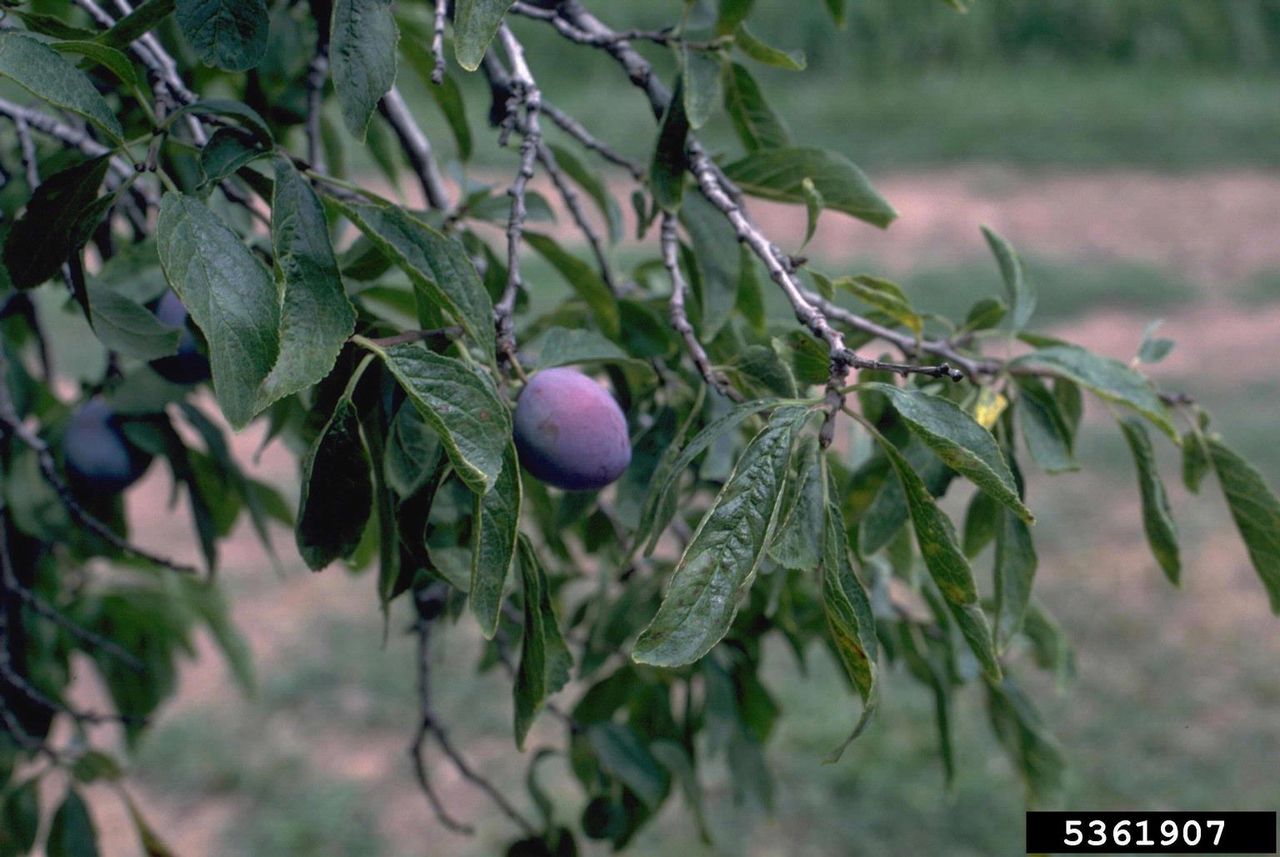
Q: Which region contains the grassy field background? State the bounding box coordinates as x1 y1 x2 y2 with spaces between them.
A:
36 1 1280 854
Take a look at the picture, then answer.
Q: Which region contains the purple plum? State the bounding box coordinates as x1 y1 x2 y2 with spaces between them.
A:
513 368 631 491
150 290 210 384
63 398 152 494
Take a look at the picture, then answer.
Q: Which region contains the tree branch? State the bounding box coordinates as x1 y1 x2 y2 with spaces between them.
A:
379 87 450 211
431 0 449 85
493 24 543 375
540 102 645 182
410 585 537 837
661 213 741 401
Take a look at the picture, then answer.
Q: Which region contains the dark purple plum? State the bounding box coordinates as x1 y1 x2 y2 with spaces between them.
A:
63 398 152 494
150 290 210 384
513 368 631 491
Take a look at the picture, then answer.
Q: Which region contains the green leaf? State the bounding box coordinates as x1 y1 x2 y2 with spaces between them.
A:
838 276 922 337
1137 320 1174 364
1014 376 1077 473
962 296 1007 333
716 0 756 34
981 226 1034 330
636 395 779 555
681 46 722 129
722 62 789 153
769 439 824 570
868 383 1033 524
262 157 357 408
175 0 268 71
97 0 176 50
735 24 805 70
824 0 848 26
453 0 513 71
549 144 621 244
4 156 112 290
8 11 98 40
987 678 1065 806
633 406 809 667
514 537 573 748
85 282 182 361
385 401 442 497
118 788 176 857
863 418 1001 680
182 577 256 694
330 0 398 139
586 723 669 809
295 398 372 570
47 788 99 857
0 778 40 855
724 147 896 228
820 461 879 760
524 232 620 339
1118 417 1180 585
535 327 638 370
962 488 999 558
198 127 268 188
336 200 495 361
156 193 280 429
52 40 138 88
1208 438 1280 613
369 341 511 495
723 62 790 152
651 76 690 212
679 192 739 341
799 177 824 248
472 443 522 639
1181 430 1210 494
994 509 1037 648
0 32 122 140
166 99 273 145
1011 345 1176 439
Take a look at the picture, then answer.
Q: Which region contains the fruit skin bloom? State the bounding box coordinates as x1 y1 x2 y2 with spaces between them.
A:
513 368 632 491
63 398 153 494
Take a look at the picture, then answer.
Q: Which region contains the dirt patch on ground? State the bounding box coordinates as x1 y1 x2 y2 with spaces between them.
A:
791 168 1280 286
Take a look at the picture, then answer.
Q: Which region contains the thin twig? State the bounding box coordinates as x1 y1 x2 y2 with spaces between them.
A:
493 25 543 373
0 515 142 727
306 42 330 174
15 588 144 671
410 586 537 836
537 142 619 294
13 116 38 190
410 587 475 835
510 3 675 46
379 87 450 210
364 327 462 348
661 213 741 401
540 102 645 182
431 0 449 85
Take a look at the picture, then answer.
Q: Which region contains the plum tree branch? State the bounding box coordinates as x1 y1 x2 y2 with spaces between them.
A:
493 24 544 375
660 213 741 401
411 585 538 837
379 87 450 210
540 101 645 182
431 0 449 85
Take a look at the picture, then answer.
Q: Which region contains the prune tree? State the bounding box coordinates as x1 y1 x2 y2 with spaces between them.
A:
0 0 1277 853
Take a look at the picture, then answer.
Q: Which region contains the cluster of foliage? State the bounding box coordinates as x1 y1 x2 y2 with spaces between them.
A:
1 0 1279 854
